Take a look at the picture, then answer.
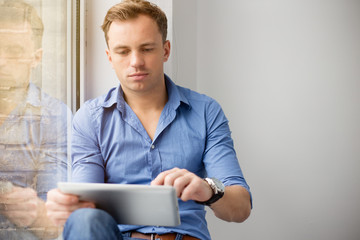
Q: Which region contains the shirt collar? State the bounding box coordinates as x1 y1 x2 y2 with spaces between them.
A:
100 85 122 110
101 74 191 112
164 74 190 111
25 83 42 107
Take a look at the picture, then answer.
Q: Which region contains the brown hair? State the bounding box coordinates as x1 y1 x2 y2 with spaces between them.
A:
0 0 44 49
101 0 168 46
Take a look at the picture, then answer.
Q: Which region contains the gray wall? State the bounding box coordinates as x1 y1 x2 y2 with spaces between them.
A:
196 1 360 239
85 1 360 239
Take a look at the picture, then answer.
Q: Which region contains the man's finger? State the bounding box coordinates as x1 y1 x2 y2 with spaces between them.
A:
151 167 180 185
0 187 37 203
47 188 79 205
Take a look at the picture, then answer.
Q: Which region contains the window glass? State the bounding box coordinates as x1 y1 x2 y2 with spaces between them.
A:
0 0 70 238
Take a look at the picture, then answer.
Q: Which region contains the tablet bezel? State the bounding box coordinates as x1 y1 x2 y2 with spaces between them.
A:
57 182 181 227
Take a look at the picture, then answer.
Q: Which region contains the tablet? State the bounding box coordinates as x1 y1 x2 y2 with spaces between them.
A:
57 182 181 227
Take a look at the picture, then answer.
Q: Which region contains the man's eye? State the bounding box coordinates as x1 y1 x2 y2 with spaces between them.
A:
4 46 24 58
143 48 154 52
116 50 129 55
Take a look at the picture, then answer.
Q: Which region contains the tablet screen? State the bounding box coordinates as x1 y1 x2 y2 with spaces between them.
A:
58 182 181 226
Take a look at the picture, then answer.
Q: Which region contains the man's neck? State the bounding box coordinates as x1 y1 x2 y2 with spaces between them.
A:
123 83 168 114
0 87 27 115
122 81 168 141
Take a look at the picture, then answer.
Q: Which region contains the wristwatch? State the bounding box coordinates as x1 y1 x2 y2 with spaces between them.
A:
196 177 225 206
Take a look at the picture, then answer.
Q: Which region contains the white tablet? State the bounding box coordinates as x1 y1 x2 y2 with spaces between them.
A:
57 182 181 227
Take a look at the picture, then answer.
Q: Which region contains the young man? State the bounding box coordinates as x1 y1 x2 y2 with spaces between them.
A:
0 1 69 239
46 0 252 239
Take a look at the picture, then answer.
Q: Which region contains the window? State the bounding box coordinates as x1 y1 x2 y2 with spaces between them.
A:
0 0 76 238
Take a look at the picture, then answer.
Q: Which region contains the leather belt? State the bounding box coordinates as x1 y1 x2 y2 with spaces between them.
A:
130 232 199 240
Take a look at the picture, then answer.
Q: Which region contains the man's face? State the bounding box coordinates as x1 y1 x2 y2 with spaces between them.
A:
0 23 40 91
106 15 170 96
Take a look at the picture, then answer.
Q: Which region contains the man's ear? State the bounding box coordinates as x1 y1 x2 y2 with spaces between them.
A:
163 40 170 62
31 48 43 68
105 48 114 68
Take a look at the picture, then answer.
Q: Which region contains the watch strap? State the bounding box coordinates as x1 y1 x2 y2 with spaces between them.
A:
196 178 225 206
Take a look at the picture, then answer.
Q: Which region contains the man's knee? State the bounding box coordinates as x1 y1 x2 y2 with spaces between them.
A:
64 208 122 240
69 208 105 222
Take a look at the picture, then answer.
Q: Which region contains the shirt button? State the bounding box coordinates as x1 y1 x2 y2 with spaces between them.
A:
151 144 155 149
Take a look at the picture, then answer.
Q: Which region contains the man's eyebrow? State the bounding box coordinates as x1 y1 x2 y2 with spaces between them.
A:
112 45 128 51
140 42 157 47
112 42 157 50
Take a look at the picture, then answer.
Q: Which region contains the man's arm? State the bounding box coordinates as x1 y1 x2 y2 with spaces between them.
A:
0 186 62 239
45 188 95 226
201 99 252 221
151 168 251 223
210 185 251 223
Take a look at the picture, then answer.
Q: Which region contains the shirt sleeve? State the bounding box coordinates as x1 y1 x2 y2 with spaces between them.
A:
202 99 252 199
71 103 105 183
37 107 70 199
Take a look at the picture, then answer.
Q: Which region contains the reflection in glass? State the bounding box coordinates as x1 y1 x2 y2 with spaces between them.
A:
0 0 70 239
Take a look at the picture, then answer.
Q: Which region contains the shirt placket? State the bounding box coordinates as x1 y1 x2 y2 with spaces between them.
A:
149 107 177 179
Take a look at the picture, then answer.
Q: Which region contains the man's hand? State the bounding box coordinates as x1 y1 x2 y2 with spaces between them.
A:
45 188 95 226
151 168 213 202
152 168 252 223
0 186 40 227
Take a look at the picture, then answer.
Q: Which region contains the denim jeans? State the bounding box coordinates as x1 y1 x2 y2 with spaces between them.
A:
63 208 185 240
0 215 38 240
63 208 123 240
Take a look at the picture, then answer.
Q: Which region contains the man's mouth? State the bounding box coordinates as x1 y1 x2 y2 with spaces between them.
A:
0 72 11 79
128 72 149 81
0 86 11 90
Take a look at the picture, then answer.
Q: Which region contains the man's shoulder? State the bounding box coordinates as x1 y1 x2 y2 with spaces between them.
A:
41 92 70 112
83 95 107 111
75 87 118 118
175 84 219 109
27 84 72 118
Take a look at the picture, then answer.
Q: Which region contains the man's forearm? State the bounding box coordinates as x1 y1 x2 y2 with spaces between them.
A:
210 185 251 223
28 198 62 239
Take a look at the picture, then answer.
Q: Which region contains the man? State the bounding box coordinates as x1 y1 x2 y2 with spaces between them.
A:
0 1 69 239
46 0 252 239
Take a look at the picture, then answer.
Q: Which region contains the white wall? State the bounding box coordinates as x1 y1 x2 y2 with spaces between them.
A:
195 0 360 239
84 0 119 101
171 0 197 90
85 1 360 239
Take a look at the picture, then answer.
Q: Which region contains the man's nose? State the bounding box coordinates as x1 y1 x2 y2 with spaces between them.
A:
0 50 9 66
130 51 145 68
0 57 7 67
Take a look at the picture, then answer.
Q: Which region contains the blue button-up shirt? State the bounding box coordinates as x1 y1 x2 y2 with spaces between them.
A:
0 83 70 237
71 75 251 240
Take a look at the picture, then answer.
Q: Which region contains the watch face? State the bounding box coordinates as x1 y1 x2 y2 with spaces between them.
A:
211 178 225 193
196 178 225 205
